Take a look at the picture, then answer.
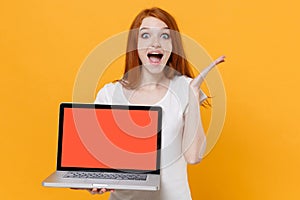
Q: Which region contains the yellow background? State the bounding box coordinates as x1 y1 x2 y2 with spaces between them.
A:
1 0 300 199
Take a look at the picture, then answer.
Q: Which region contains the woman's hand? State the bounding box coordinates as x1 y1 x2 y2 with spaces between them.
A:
88 188 115 195
71 188 114 195
190 55 225 102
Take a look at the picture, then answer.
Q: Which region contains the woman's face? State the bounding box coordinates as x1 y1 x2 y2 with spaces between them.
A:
137 17 172 74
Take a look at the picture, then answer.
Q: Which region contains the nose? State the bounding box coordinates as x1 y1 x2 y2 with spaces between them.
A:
151 37 161 48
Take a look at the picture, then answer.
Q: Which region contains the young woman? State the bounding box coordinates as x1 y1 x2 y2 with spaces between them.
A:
90 7 225 199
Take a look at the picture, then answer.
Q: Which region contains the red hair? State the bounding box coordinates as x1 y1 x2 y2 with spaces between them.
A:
121 7 194 89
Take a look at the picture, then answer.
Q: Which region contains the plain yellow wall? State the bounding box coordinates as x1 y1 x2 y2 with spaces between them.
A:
1 0 300 199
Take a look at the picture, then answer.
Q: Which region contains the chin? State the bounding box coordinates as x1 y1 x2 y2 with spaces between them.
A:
143 63 166 74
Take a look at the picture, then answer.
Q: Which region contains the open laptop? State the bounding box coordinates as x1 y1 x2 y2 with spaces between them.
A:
42 103 161 191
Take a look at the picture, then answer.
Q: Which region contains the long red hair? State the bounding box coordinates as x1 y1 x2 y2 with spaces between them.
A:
121 7 194 89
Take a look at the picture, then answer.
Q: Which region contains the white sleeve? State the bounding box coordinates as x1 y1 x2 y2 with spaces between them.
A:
184 76 208 104
199 90 208 104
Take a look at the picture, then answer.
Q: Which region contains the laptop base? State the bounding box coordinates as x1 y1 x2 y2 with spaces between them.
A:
42 171 160 191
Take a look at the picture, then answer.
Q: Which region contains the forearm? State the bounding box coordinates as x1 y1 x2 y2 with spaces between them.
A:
182 88 207 164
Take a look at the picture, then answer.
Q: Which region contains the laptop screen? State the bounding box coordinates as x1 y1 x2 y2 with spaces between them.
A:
57 103 161 174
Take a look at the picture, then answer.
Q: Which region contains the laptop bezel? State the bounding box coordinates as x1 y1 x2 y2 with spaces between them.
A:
56 103 161 175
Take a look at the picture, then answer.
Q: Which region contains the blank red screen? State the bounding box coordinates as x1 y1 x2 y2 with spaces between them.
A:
61 108 158 170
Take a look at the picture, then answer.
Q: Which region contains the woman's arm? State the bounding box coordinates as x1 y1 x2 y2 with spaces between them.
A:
182 56 225 164
182 88 207 164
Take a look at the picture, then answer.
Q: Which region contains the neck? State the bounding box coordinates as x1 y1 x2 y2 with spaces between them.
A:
139 67 169 89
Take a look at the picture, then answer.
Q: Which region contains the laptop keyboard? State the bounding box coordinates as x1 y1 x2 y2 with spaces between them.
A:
63 172 147 181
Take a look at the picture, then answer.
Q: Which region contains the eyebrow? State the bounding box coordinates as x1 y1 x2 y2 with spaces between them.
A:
139 27 170 31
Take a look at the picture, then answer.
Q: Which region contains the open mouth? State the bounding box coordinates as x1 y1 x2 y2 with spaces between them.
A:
147 53 163 64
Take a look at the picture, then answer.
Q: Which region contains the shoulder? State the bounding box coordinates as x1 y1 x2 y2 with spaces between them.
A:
168 76 191 111
172 75 207 104
172 75 192 86
94 82 120 104
102 82 119 91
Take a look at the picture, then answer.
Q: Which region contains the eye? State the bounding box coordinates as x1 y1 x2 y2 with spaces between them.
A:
141 33 150 39
161 33 170 39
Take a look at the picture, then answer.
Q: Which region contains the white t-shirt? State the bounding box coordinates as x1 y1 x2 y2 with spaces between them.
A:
94 75 206 200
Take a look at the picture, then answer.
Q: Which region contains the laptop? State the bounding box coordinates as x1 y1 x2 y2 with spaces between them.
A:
42 103 162 191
